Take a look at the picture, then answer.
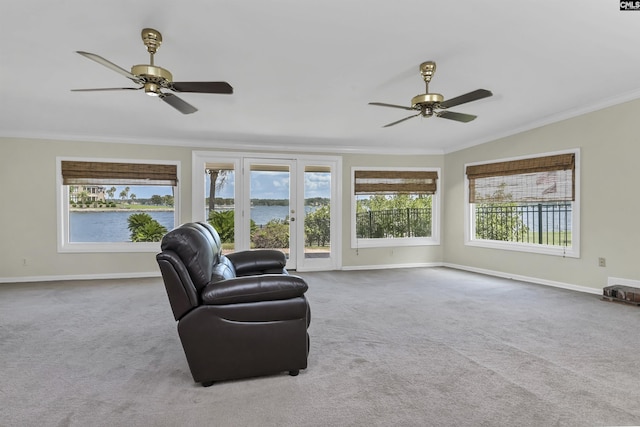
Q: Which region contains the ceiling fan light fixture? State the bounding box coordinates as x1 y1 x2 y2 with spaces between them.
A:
144 83 161 96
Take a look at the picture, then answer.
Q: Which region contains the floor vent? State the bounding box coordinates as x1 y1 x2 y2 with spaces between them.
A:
602 285 640 306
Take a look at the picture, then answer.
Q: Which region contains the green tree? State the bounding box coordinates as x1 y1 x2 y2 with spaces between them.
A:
150 194 163 205
208 210 235 243
130 193 136 204
131 221 168 242
162 195 174 207
356 194 432 238
78 190 89 207
474 184 529 241
251 218 289 249
304 205 330 246
119 186 130 202
127 212 167 242
107 186 116 201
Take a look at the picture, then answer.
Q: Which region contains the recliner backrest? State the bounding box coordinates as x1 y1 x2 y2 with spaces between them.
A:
195 221 223 264
160 224 214 292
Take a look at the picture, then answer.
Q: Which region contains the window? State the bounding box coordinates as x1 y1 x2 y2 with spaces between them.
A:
351 167 440 248
57 158 179 252
465 150 579 257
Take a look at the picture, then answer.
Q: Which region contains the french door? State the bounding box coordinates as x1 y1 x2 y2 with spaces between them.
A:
243 158 298 268
193 152 341 271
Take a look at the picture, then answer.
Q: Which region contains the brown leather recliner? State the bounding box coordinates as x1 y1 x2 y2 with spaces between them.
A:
156 222 310 386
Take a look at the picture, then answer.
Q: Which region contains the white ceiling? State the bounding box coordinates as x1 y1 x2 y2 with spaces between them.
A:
2 1 639 154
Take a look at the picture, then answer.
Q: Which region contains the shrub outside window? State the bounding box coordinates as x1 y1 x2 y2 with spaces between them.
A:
465 150 579 257
351 167 440 248
57 158 179 252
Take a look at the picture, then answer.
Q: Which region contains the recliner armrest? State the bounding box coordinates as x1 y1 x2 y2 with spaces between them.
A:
226 250 287 276
201 274 308 305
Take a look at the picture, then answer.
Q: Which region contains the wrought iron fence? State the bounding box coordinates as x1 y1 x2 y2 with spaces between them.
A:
356 207 432 238
474 202 572 246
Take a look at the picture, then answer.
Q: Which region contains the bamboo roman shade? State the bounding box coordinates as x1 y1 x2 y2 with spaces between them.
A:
466 153 575 203
61 161 177 186
354 170 438 195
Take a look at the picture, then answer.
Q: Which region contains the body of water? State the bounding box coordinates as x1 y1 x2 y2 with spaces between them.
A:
212 205 319 225
70 211 175 242
70 206 321 242
250 205 291 225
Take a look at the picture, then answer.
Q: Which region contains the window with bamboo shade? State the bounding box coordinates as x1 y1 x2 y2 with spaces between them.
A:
57 158 179 252
464 150 579 258
351 167 440 248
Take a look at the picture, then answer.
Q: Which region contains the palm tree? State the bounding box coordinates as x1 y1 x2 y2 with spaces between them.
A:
206 169 230 212
127 212 167 242
107 186 116 201
130 193 137 204
78 190 89 206
119 186 130 202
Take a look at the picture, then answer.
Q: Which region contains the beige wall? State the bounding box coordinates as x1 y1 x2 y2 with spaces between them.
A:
0 139 443 281
443 98 640 290
0 138 193 280
3 97 639 288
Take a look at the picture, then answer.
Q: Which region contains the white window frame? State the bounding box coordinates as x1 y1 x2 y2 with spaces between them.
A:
350 166 441 249
56 156 180 253
464 149 580 258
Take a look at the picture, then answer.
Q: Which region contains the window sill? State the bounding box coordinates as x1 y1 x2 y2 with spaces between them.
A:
58 242 162 253
352 237 440 249
465 239 579 258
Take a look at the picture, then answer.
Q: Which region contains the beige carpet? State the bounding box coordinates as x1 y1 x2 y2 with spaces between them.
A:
1 267 639 426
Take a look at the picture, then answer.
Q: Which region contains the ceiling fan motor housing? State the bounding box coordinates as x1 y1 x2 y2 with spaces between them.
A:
131 64 173 95
411 93 443 109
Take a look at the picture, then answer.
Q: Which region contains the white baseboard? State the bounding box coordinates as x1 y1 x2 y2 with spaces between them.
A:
341 262 444 271
1 264 609 297
607 276 640 287
0 271 161 284
444 263 602 295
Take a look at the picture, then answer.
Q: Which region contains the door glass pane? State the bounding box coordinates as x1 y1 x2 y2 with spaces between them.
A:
205 163 235 253
304 165 331 258
249 164 290 257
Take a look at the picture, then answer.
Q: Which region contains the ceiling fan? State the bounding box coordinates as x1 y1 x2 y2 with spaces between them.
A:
369 61 492 127
72 28 233 114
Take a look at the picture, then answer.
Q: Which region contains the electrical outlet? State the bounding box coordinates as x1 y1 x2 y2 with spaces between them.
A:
598 257 606 267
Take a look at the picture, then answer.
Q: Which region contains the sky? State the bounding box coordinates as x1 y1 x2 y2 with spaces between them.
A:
112 171 331 200
206 171 331 199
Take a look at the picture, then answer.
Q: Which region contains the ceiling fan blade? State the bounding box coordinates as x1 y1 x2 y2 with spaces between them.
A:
76 51 141 83
71 87 142 92
369 102 415 111
439 89 493 109
437 110 477 123
160 93 198 114
382 113 420 127
171 81 233 94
